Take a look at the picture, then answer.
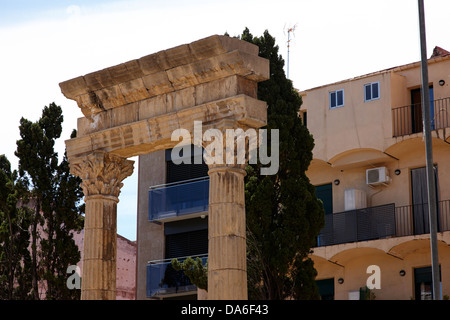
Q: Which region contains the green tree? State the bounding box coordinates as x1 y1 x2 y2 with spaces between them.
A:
242 28 324 300
171 257 207 290
0 155 33 299
15 103 84 299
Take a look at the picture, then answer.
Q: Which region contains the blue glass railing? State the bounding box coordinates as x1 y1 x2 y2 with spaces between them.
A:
148 177 209 221
146 254 208 297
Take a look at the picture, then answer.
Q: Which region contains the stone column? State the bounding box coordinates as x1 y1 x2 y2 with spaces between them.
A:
71 151 134 300
205 122 248 300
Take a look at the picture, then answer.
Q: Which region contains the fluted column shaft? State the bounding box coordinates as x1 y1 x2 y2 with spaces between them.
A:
71 151 134 300
82 196 118 299
207 162 247 300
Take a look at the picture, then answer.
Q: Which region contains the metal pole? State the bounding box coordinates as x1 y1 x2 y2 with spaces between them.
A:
418 0 441 300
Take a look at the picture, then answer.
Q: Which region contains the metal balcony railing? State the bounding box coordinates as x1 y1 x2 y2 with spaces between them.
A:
395 199 450 237
146 254 208 297
316 200 450 247
148 177 209 222
317 203 396 247
392 97 450 137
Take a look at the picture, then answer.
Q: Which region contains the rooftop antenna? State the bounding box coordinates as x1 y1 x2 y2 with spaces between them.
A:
284 23 297 79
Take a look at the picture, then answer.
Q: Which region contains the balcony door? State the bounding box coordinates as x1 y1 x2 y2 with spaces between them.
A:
414 266 441 300
315 184 333 246
411 166 440 235
315 184 333 215
411 86 434 133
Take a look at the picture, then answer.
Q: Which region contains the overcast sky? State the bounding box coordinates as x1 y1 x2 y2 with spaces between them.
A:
1 0 450 241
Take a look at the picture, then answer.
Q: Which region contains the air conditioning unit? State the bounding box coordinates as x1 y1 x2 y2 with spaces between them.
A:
366 167 390 185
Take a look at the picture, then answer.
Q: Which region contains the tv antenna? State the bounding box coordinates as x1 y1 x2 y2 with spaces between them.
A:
284 23 297 79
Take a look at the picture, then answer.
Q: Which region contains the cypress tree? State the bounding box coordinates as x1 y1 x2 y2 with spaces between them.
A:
15 103 84 299
0 155 33 299
241 28 325 300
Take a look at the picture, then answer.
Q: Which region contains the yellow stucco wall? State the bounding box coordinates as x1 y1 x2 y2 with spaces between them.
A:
311 233 450 300
301 54 450 300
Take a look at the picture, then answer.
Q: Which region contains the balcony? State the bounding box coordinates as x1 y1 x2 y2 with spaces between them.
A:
392 97 450 137
148 177 209 222
316 200 450 247
395 200 450 237
146 254 208 298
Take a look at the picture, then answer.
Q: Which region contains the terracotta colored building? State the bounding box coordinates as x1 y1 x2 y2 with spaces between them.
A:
73 230 136 300
300 46 450 300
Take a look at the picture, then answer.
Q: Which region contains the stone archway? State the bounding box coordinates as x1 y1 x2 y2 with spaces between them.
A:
59 35 269 300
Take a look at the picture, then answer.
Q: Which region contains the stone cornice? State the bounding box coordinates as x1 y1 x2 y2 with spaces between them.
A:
59 35 269 118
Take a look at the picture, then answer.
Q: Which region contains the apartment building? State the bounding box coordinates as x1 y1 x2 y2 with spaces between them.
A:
300 46 450 300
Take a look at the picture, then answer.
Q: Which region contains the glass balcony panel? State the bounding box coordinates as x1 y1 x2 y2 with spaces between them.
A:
146 255 208 297
149 178 209 221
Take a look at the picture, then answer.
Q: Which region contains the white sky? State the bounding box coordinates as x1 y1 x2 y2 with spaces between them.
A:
1 0 450 241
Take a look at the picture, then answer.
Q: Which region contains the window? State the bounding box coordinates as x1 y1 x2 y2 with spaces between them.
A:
364 82 380 102
301 110 307 127
315 184 332 215
316 278 335 300
329 89 344 109
165 146 208 184
414 266 441 300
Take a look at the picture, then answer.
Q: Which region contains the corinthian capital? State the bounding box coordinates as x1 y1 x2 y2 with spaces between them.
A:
71 151 134 199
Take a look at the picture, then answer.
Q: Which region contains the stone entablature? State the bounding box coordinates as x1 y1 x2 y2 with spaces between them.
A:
60 35 267 117
61 35 268 162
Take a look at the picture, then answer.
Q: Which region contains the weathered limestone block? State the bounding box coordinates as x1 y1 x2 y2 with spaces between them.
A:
164 44 198 69
138 51 167 76
111 103 138 128
137 95 167 121
166 87 196 114
84 69 115 91
74 92 104 117
119 78 150 104
109 60 144 84
194 75 257 105
141 71 174 97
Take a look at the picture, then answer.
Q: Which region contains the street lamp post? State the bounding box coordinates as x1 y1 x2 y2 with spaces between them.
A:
417 0 441 300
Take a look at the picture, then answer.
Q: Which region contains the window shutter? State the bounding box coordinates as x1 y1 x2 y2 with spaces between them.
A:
165 229 208 259
166 146 209 184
